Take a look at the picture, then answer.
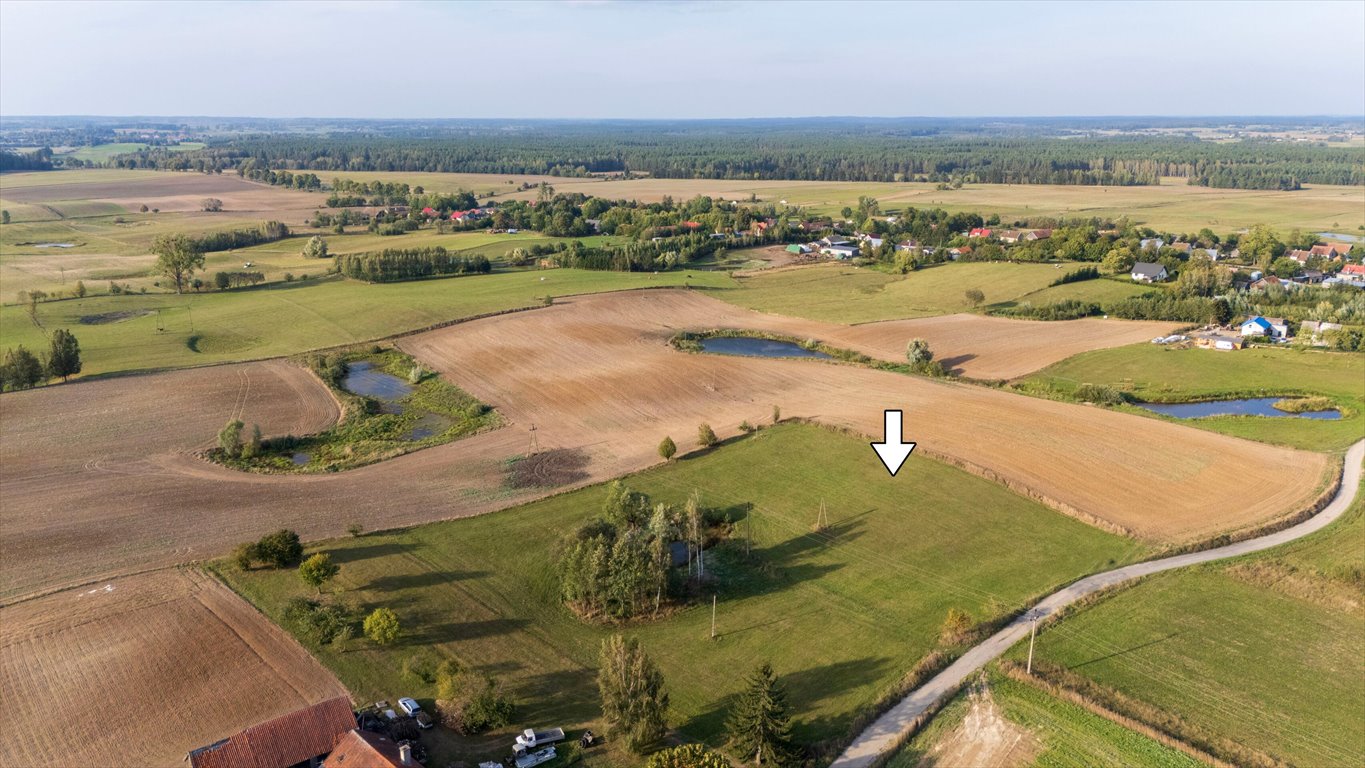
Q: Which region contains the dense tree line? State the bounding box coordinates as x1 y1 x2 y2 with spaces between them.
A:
110 131 1363 189
335 247 492 282
0 149 53 171
191 220 290 252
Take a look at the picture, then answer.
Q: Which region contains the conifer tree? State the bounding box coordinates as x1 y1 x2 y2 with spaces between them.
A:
725 662 798 766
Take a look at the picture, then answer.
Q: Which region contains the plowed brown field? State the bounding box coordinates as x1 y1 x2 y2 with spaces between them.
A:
0 569 347 768
0 290 1329 604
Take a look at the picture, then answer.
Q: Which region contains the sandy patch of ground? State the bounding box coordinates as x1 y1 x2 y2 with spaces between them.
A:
0 569 348 768
920 681 1039 768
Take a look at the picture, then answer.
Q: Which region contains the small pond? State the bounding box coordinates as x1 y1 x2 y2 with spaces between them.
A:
1136 398 1341 420
342 361 413 401
290 452 312 465
699 336 832 360
32 243 77 248
404 412 453 442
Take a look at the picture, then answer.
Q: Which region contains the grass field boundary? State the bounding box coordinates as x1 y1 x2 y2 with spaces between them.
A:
995 660 1237 768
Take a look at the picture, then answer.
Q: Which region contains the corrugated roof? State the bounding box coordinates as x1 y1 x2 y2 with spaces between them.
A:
189 696 355 768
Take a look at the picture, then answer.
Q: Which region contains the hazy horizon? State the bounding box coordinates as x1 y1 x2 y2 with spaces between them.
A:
3 0 1363 120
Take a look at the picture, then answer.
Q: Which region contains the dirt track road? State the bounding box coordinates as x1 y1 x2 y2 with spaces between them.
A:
831 438 1365 768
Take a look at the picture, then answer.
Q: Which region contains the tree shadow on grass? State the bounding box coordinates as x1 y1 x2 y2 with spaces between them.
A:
327 541 408 565
366 570 490 592
402 617 532 646
513 666 600 727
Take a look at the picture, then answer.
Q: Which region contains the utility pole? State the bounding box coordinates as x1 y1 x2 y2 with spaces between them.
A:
527 423 539 456
710 594 717 640
1027 616 1037 675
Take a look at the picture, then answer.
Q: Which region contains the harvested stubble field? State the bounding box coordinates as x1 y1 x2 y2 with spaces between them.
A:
0 568 348 768
0 291 1330 604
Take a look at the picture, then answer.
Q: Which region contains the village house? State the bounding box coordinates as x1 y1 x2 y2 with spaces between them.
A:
821 242 861 259
1130 261 1168 283
1169 242 1192 254
996 229 1023 244
1341 263 1365 277
859 233 884 249
1286 249 1313 265
1240 316 1290 339
1310 243 1346 259
1300 320 1344 344
968 227 993 238
1023 229 1052 241
1296 270 1325 285
188 697 357 768
325 729 423 768
1139 238 1165 251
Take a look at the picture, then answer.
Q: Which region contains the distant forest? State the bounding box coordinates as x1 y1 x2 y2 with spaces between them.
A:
4 117 1362 189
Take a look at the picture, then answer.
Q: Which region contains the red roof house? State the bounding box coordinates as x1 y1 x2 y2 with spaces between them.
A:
420 207 437 217
189 697 356 768
325 729 422 768
1340 263 1365 276
968 228 992 238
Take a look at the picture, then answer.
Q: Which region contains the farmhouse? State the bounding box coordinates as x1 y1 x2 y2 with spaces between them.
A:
1287 249 1312 264
1341 263 1365 276
1130 262 1168 283
188 696 356 768
1169 242 1192 254
1024 229 1052 241
996 229 1023 244
968 227 993 238
1310 243 1345 258
326 729 422 767
1240 316 1289 339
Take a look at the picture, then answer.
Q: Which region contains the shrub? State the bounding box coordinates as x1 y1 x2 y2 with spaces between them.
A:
1049 265 1100 286
940 607 972 644
436 673 514 734
217 419 244 458
346 523 364 537
646 745 730 768
1074 383 1126 406
402 652 440 684
255 529 303 568
298 553 340 592
697 423 718 448
738 420 755 433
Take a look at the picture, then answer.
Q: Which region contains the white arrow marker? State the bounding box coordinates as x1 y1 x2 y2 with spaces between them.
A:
871 409 916 476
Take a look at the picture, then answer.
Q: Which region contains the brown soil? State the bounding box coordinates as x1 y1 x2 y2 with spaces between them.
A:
920 682 1039 768
0 291 1329 604
0 569 347 768
506 447 592 488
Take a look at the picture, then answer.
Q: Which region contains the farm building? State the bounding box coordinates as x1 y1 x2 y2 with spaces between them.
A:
1192 331 1244 351
188 696 356 768
1300 320 1343 344
822 243 860 259
326 729 423 767
786 244 811 254
1240 316 1289 339
1130 262 1168 283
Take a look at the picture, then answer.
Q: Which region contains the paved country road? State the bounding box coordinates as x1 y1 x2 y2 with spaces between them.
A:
832 438 1365 768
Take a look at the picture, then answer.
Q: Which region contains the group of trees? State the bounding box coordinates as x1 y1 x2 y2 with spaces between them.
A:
233 528 304 569
559 482 719 621
191 220 290 252
334 247 492 282
599 635 799 764
0 329 82 391
113 128 1365 189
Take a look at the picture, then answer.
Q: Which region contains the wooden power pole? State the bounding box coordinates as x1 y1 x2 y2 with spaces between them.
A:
1027 616 1037 674
710 594 717 640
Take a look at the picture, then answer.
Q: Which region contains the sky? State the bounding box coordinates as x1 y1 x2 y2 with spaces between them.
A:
2 0 1363 119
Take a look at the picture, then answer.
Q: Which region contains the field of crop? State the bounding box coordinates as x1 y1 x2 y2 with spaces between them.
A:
1 289 1323 604
1013 481 1365 767
0 568 348 768
720 262 1068 323
321 171 1365 234
1007 276 1157 308
213 423 1143 764
1018 344 1365 451
888 672 1203 768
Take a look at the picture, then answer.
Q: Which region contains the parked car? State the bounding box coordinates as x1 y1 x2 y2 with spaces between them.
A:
398 697 422 717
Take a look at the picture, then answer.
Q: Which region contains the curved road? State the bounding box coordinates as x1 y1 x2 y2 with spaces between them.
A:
832 438 1365 768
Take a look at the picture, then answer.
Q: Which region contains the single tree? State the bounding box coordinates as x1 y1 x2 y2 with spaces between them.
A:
646 745 731 768
201 197 223 212
151 233 205 294
214 271 231 290
697 422 718 448
298 553 340 593
242 424 262 458
725 662 798 766
1 209 9 225
364 607 401 645
302 235 329 259
964 288 985 307
658 436 677 461
46 329 81 382
772 405 781 424
73 280 86 298
906 338 933 365
218 419 244 458
256 529 303 567
597 635 669 753
1 346 45 390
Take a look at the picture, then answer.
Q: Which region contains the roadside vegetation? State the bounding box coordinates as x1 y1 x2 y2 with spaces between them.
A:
213 423 1144 765
208 346 498 473
1003 480 1365 768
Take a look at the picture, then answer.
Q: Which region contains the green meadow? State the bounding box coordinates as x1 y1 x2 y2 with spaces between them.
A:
213 424 1144 765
